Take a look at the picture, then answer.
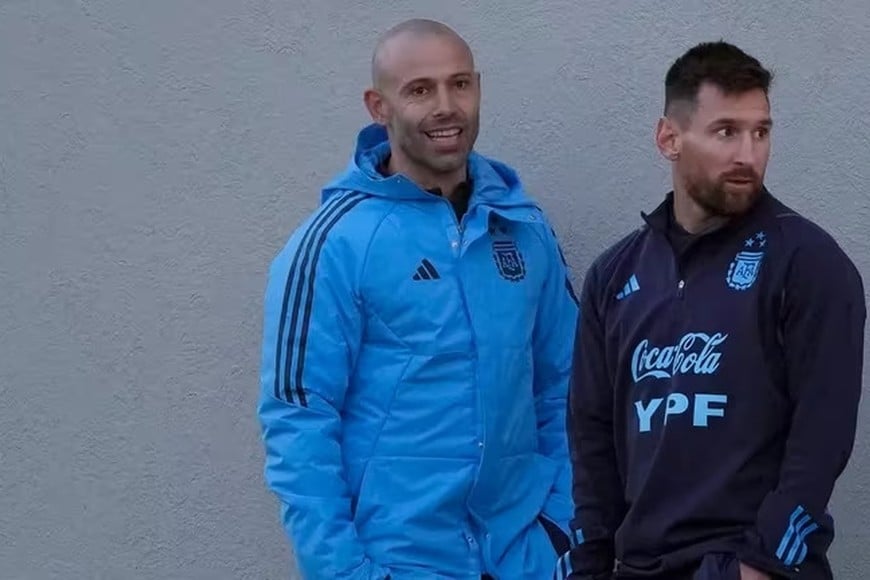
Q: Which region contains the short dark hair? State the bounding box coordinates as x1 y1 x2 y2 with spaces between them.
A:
664 41 773 117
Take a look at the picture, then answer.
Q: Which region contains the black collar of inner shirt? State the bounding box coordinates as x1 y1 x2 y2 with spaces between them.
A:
426 180 473 204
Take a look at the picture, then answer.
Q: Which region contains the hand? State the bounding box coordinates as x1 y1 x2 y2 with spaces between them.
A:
739 562 772 580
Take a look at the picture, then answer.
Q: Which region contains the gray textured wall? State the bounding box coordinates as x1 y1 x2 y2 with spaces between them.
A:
1 1 867 579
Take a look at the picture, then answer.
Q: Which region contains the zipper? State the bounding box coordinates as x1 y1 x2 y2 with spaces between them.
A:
435 202 478 421
439 197 490 572
438 197 465 245
671 250 687 299
663 232 689 300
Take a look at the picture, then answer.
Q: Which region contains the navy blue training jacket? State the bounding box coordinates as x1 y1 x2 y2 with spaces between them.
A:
564 188 866 579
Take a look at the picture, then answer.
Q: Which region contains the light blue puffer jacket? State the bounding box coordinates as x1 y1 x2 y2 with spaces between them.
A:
258 124 579 579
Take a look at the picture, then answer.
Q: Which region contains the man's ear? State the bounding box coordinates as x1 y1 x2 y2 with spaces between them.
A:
655 115 681 162
364 88 387 125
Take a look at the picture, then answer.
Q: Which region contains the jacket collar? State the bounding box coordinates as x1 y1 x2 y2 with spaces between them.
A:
641 186 775 237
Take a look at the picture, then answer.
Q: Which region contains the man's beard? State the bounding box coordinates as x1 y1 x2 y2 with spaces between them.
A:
686 169 762 218
390 111 480 177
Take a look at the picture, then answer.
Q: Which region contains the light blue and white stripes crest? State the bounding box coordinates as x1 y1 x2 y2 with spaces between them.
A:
775 505 820 567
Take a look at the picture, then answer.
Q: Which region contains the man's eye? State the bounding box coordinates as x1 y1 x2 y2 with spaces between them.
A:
456 80 469 89
411 86 428 96
717 127 735 138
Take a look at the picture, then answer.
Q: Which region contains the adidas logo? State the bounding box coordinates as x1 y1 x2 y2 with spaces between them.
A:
616 274 640 300
412 259 440 281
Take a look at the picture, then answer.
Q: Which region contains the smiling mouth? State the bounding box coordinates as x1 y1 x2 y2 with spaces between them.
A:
425 128 462 140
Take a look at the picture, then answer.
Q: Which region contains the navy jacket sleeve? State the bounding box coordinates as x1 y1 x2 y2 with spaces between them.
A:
739 240 866 577
257 200 390 580
564 262 626 579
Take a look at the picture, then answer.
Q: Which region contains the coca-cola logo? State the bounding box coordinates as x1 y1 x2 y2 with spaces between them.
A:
631 332 727 382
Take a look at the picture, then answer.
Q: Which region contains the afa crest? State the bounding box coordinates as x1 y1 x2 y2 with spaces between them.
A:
492 239 526 282
726 231 767 290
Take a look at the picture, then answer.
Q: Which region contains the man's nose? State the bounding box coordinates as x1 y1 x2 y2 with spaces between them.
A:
432 85 456 117
734 132 756 165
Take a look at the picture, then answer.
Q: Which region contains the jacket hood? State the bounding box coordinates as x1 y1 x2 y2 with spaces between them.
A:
321 123 537 210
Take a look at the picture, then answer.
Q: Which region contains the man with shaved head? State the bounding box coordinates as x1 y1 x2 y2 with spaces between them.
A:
367 18 481 204
258 18 578 580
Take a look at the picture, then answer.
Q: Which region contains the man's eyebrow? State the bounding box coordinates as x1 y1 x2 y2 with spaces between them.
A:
399 72 475 91
707 116 773 127
398 76 434 90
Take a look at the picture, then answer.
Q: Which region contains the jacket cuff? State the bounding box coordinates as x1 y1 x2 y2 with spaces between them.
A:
738 491 833 578
565 539 614 579
738 529 798 579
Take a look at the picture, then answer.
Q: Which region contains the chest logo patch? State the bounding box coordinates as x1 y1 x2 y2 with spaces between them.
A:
492 239 526 282
726 231 767 291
